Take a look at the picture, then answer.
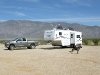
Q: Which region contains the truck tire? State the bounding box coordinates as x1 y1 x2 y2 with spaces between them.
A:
8 45 15 50
28 44 36 49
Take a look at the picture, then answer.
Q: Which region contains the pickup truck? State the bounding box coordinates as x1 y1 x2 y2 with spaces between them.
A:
5 38 38 50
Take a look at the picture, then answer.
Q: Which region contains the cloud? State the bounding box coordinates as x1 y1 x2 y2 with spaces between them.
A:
0 20 7 22
14 12 26 16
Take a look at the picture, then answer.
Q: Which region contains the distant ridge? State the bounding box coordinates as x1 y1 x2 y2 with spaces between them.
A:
0 20 100 40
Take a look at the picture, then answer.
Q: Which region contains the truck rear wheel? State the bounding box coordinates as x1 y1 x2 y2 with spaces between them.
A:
28 44 36 49
8 45 15 50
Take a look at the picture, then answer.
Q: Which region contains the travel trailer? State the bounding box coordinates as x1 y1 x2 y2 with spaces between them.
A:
44 28 82 47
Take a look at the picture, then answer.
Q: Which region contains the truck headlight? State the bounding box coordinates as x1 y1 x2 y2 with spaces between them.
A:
6 42 10 45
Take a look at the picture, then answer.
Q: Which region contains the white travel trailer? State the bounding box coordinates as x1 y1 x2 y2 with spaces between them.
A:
44 28 82 47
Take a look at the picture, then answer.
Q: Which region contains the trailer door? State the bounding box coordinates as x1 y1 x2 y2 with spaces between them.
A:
70 33 75 44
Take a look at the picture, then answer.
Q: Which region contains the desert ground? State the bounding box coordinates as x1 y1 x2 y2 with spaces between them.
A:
0 44 100 75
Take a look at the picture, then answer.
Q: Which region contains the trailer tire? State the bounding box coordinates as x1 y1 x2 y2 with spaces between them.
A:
70 44 75 48
61 46 66 48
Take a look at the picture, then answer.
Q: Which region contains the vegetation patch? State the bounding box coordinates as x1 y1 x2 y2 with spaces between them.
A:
83 39 100 46
0 40 6 44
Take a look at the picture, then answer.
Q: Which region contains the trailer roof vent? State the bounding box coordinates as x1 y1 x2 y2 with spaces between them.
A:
56 25 63 30
68 27 74 31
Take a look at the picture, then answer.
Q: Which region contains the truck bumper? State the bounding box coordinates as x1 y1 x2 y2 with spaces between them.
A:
5 43 9 48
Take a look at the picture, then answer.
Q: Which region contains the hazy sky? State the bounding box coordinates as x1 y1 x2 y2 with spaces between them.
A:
0 0 100 26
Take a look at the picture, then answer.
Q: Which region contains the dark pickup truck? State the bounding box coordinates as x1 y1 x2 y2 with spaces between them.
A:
5 38 38 50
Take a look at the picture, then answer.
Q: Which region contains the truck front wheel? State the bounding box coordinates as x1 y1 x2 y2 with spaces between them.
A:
8 45 15 50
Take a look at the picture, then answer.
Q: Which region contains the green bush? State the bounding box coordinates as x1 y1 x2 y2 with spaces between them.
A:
98 41 100 45
83 39 100 46
0 40 6 44
92 39 99 45
87 40 94 46
82 39 88 45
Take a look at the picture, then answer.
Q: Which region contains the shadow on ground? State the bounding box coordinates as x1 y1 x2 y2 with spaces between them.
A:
40 46 72 50
4 47 36 51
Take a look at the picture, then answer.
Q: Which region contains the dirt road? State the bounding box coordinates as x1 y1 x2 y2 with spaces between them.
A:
0 44 100 75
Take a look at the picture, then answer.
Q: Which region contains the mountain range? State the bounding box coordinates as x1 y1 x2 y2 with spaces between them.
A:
0 20 100 40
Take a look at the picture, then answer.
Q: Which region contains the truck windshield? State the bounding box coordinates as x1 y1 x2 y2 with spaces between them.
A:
13 38 19 41
13 38 26 41
13 38 23 41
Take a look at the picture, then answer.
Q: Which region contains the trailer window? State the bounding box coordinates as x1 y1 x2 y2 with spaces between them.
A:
77 35 80 38
71 34 73 38
59 32 62 35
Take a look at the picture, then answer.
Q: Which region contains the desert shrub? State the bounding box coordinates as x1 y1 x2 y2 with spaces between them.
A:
0 40 6 44
83 39 100 46
92 39 99 45
98 40 100 45
87 40 94 46
82 39 88 45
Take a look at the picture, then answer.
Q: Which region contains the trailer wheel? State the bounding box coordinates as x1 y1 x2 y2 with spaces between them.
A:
8 45 15 50
70 44 75 48
61 46 66 48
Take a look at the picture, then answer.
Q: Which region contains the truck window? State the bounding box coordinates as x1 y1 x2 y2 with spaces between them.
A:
77 35 80 38
59 32 62 35
17 38 23 41
23 38 26 41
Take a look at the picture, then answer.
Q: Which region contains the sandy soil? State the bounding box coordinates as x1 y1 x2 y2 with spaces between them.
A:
0 44 100 75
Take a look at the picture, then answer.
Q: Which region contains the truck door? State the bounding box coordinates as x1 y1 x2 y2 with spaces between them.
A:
21 38 27 46
16 38 27 47
16 38 23 47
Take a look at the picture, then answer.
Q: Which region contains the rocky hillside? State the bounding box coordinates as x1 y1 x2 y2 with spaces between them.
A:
0 20 100 40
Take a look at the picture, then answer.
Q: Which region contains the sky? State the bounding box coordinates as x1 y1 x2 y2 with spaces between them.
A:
0 0 100 26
